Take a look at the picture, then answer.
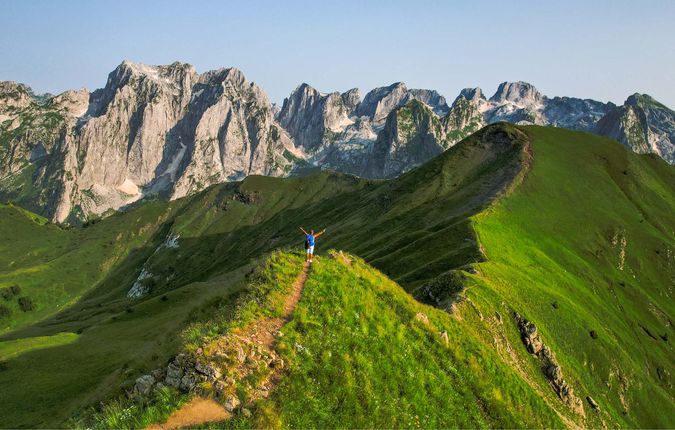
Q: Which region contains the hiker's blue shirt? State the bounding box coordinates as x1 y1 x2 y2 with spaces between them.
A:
307 234 315 246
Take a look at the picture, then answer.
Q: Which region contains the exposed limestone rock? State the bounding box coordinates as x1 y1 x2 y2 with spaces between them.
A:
490 81 544 106
195 361 222 382
51 88 90 117
2 69 672 224
133 374 156 397
595 93 674 163
408 88 449 115
278 83 353 151
179 372 197 392
127 268 153 298
165 360 184 388
517 315 544 355
341 88 361 115
415 312 430 325
514 312 585 416
0 61 297 223
356 82 410 123
364 99 447 178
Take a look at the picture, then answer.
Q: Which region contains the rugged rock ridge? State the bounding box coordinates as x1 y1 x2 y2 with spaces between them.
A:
282 79 673 179
364 100 448 177
277 83 357 151
595 93 675 163
0 61 297 222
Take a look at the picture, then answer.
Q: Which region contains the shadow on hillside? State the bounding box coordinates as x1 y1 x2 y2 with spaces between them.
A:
6 123 530 340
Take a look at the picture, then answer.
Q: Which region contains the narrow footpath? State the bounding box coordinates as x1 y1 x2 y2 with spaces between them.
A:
148 261 311 430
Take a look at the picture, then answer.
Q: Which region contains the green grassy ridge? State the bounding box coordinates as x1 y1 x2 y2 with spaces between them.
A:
69 251 305 430
464 126 675 427
216 250 561 429
0 123 530 428
135 122 527 298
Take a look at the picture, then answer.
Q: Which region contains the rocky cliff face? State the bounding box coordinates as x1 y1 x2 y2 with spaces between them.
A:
0 61 296 223
2 65 673 222
364 100 448 177
277 83 355 152
595 94 674 163
294 80 673 178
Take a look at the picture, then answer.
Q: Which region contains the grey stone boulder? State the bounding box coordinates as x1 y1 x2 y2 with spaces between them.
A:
195 361 222 382
133 374 156 396
179 372 197 392
165 361 184 388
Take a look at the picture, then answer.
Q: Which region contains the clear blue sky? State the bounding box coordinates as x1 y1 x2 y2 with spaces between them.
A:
1 0 674 107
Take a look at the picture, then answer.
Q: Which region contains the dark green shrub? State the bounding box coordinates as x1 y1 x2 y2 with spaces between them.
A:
1 285 21 301
0 304 11 319
17 296 35 312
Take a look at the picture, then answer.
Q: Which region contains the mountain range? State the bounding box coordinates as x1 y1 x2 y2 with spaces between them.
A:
1 61 674 223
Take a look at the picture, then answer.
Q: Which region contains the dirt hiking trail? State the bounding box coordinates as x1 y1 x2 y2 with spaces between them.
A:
147 261 311 430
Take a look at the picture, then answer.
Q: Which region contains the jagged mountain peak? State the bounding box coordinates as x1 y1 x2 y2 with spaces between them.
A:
341 88 361 113
0 80 32 96
453 87 487 107
490 81 543 105
356 82 410 121
625 93 672 111
199 67 250 89
361 82 408 101
408 88 449 115
289 82 321 98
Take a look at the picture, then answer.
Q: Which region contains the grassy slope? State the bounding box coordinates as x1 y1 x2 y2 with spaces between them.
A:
222 251 560 429
0 199 251 427
467 126 675 427
70 251 306 430
0 201 170 334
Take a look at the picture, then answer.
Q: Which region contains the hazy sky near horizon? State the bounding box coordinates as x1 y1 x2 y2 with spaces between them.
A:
1 0 674 107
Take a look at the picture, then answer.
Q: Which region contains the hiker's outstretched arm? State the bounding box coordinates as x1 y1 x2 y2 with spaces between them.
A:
315 229 326 237
299 227 308 235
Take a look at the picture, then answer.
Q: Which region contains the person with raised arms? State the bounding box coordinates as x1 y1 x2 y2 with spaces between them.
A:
299 227 326 263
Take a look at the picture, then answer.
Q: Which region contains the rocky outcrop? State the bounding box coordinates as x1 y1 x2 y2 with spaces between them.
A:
340 88 361 115
449 82 614 131
514 312 585 416
442 95 486 140
277 83 353 151
595 93 674 163
364 100 448 178
408 89 449 115
356 82 410 122
490 81 544 106
281 78 673 180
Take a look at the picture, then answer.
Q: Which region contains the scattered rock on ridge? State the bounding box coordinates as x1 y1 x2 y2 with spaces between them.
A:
514 312 585 416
